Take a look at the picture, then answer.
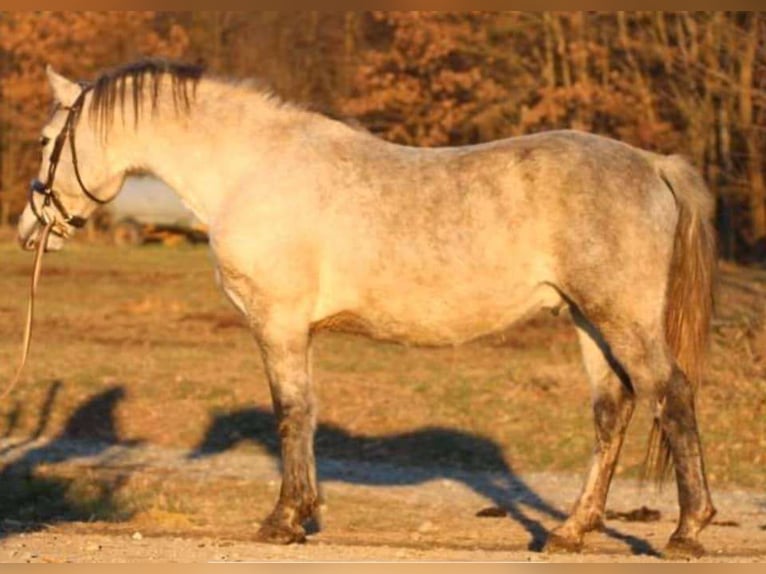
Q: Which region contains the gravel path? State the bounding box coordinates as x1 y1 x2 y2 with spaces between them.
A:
1 437 764 562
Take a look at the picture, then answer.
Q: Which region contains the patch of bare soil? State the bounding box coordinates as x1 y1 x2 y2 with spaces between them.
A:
0 438 764 563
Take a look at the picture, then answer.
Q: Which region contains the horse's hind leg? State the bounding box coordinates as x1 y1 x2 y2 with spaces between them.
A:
544 310 635 553
600 321 714 557
550 306 715 556
658 366 716 558
252 318 319 544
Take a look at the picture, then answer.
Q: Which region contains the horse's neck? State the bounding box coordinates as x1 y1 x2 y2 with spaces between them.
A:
105 85 309 225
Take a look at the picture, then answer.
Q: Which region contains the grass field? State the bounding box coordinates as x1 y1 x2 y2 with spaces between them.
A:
0 238 764 527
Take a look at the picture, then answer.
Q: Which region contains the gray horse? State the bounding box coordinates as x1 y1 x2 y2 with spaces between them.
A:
17 60 716 557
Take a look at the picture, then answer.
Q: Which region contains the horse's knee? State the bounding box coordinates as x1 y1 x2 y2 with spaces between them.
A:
276 398 316 437
593 388 634 437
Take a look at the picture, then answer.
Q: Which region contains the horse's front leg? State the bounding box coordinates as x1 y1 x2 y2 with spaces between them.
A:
253 318 319 544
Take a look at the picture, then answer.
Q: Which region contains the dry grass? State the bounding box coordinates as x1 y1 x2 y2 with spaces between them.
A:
0 240 764 528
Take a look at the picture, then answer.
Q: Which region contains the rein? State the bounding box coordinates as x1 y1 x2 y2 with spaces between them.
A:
1 220 55 401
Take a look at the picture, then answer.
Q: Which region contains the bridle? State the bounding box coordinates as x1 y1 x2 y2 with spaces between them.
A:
28 82 116 232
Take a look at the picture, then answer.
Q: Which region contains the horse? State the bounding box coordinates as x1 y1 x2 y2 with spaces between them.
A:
17 60 717 557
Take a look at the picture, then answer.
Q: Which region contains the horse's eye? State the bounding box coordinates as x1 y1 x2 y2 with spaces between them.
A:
39 136 50 147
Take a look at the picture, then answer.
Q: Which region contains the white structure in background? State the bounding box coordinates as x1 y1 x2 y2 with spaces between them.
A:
100 176 206 245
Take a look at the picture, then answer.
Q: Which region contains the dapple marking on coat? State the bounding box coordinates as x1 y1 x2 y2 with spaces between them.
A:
17 60 716 557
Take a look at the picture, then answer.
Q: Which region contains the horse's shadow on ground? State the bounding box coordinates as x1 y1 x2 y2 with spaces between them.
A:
190 406 658 555
0 383 658 554
0 382 139 540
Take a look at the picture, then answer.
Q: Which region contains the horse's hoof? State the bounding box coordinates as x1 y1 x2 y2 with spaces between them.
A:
663 537 705 560
255 521 307 545
543 532 583 554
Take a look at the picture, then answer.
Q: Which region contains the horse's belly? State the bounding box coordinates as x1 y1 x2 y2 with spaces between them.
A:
311 282 562 346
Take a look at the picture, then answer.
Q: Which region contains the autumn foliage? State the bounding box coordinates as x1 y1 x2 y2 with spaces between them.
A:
1 12 764 259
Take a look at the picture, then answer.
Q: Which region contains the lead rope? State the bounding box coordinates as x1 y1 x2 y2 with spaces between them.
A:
0 220 55 401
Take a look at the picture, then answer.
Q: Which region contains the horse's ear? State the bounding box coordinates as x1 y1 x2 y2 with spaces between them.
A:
46 65 81 107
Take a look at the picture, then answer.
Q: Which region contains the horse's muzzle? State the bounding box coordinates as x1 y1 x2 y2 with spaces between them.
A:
17 205 65 252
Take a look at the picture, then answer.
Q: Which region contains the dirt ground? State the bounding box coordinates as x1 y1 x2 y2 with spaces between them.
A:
0 437 764 563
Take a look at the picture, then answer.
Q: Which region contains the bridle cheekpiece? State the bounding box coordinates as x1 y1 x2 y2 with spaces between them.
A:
28 81 114 232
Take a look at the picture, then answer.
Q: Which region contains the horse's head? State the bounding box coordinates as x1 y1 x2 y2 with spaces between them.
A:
18 66 125 251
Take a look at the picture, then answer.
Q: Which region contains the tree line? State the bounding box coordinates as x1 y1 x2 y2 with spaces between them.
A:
1 12 764 260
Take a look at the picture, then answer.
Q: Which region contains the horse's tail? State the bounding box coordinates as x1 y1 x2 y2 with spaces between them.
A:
645 154 717 484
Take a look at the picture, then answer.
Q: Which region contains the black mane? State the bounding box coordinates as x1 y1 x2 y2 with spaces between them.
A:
88 58 204 128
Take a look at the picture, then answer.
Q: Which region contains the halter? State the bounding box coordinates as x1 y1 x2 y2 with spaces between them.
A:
28 82 116 231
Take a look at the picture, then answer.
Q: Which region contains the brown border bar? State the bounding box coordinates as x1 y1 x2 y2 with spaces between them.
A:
1 3 765 11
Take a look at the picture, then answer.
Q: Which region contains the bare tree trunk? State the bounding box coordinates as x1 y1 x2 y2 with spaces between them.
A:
542 12 556 87
739 13 766 251
0 42 8 227
619 12 658 136
569 12 590 131
0 143 18 227
551 14 571 88
342 12 357 97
